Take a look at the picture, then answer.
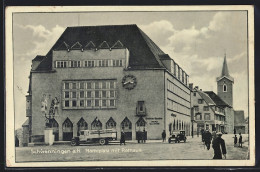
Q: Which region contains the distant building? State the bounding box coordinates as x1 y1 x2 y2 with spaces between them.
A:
23 24 191 145
190 86 226 134
234 110 246 134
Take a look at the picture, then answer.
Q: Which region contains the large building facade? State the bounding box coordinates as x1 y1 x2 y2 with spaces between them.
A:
24 25 191 144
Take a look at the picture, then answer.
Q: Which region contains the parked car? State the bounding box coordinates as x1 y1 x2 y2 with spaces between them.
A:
71 129 117 146
168 130 187 143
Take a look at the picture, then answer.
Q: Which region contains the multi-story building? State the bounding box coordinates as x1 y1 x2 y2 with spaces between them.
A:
23 24 191 144
190 86 226 134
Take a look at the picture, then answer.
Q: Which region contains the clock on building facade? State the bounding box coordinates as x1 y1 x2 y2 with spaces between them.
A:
122 75 137 90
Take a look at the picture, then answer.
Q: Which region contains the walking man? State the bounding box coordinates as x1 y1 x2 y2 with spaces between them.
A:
162 130 166 142
120 130 126 145
204 130 212 150
212 132 227 159
142 128 146 143
233 135 237 147
239 133 243 147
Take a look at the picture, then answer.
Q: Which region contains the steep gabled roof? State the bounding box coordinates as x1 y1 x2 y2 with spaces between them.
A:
204 91 232 108
32 55 45 62
22 119 29 127
34 24 167 71
197 90 216 106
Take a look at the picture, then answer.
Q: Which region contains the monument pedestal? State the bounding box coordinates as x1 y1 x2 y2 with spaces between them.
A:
44 128 54 145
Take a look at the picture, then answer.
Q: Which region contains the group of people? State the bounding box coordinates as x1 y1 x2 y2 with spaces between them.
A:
201 129 227 159
120 129 147 145
233 133 243 148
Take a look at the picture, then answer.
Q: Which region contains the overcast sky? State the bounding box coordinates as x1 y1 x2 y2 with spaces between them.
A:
13 11 248 129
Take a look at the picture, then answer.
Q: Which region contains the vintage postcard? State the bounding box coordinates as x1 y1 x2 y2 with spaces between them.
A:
5 6 255 167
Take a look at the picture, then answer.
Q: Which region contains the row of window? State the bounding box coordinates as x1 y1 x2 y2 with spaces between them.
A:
63 80 117 109
55 59 123 68
64 90 116 99
167 80 190 101
167 92 190 108
194 106 209 111
64 81 116 90
170 62 189 86
195 113 211 120
169 120 190 133
63 99 116 108
167 99 190 115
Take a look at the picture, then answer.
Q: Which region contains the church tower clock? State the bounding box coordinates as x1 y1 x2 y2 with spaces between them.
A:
216 54 234 107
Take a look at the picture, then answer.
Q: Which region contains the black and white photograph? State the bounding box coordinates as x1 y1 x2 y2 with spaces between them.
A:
5 6 255 167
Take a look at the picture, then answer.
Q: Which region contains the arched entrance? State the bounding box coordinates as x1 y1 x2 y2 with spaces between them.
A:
121 117 132 140
106 117 116 129
136 117 147 140
62 118 73 141
91 117 102 130
77 118 88 136
49 119 59 141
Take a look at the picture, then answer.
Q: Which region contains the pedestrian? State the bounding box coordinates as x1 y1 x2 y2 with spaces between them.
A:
162 130 166 142
234 135 237 147
212 132 227 159
137 130 141 143
239 133 243 147
15 135 19 147
142 128 146 143
204 130 212 150
120 130 126 145
201 129 205 142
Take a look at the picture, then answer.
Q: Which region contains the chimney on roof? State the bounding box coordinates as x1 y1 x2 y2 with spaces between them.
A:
194 86 199 90
189 83 193 90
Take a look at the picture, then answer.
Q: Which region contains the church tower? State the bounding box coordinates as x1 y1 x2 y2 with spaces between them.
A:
216 54 234 107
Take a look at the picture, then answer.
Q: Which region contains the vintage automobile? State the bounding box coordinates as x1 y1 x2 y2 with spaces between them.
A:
168 130 187 143
71 129 117 146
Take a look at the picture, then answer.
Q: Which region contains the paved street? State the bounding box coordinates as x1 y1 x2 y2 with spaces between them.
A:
15 134 249 162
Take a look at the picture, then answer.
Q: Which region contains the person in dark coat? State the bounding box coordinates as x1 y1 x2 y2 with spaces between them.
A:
239 133 243 147
142 128 146 143
162 130 166 142
120 131 126 145
204 130 212 150
234 135 238 147
212 132 227 159
212 130 217 141
201 129 205 142
137 130 141 143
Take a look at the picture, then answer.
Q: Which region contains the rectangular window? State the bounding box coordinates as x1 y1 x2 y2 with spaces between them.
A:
72 83 77 89
113 60 116 67
119 60 123 67
65 91 69 98
138 101 145 112
87 82 92 89
95 91 100 98
80 100 84 107
87 100 92 107
102 99 106 107
110 100 115 107
110 91 115 98
102 81 106 89
79 82 84 89
72 92 77 98
95 82 99 89
198 99 203 104
80 91 84 98
205 114 210 120
65 83 69 89
87 91 92 98
57 61 61 68
194 106 199 111
110 81 114 89
193 92 196 96
102 91 106 98
203 106 209 111
95 100 99 107
72 100 77 107
65 100 69 107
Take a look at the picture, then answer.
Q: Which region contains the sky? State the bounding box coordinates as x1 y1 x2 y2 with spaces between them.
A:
13 11 248 129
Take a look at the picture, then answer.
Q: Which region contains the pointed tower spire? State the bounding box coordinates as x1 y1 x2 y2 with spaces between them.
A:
221 53 230 77
216 53 234 82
